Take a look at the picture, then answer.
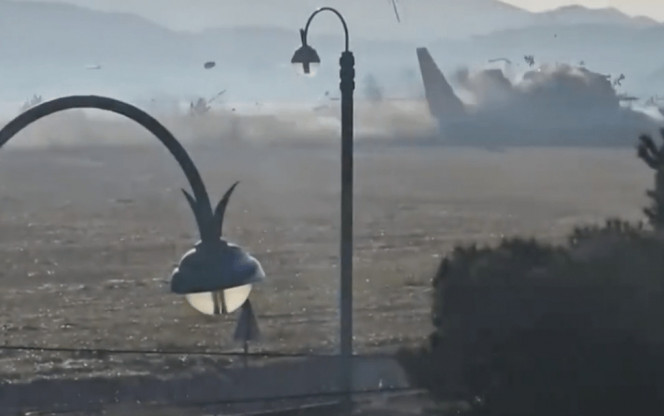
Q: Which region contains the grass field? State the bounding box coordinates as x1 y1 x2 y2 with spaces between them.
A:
0 132 651 385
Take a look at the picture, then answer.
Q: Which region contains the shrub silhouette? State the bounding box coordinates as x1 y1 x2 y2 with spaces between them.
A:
638 129 664 229
399 228 664 415
398 139 664 414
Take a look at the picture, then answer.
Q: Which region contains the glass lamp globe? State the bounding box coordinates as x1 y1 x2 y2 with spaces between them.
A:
185 284 252 315
292 61 320 77
171 242 265 316
291 41 321 78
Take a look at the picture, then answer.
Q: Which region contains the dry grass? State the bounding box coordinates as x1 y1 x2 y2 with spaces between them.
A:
0 135 651 381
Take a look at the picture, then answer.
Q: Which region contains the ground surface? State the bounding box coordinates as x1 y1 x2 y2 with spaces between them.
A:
0 137 651 387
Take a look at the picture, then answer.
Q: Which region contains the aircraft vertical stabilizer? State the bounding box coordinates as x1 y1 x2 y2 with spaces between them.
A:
416 47 466 121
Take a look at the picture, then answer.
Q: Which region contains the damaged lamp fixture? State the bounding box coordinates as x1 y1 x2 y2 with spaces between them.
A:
0 95 265 318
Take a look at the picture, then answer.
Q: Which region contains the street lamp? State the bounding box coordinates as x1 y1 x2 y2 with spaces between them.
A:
0 95 265 328
290 32 320 77
291 4 355 395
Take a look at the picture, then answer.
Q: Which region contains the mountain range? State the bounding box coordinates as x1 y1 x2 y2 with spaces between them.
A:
1 0 659 41
0 0 662 101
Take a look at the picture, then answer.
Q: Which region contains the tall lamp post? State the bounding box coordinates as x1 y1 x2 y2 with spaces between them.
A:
291 5 355 396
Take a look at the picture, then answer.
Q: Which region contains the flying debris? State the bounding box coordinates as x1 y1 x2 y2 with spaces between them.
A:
189 89 227 116
524 55 535 67
313 90 341 112
208 89 226 104
323 91 339 101
613 73 625 87
189 98 211 116
389 0 401 22
204 61 216 69
416 47 660 146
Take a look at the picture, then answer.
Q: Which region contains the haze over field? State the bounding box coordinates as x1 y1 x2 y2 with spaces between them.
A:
2 0 664 104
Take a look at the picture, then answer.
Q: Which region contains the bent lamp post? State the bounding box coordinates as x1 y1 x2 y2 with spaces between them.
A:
291 5 355 404
0 95 265 327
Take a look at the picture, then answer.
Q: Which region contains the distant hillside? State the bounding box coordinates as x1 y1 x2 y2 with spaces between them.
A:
0 0 659 45
171 0 660 39
0 0 662 101
533 5 658 27
0 0 191 64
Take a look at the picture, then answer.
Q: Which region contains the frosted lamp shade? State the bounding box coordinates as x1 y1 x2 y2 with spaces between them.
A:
185 284 253 315
170 243 266 295
292 62 319 77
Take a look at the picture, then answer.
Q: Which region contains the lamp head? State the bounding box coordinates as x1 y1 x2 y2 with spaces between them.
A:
291 29 320 77
170 181 266 315
170 239 265 295
170 239 265 315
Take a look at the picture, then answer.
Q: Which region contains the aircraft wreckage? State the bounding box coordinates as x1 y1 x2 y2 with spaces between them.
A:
417 47 661 146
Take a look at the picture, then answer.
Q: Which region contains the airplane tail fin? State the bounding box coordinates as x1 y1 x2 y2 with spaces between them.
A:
416 47 466 121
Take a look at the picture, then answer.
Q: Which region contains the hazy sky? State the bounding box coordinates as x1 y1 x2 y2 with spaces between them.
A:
18 0 664 30
504 0 662 18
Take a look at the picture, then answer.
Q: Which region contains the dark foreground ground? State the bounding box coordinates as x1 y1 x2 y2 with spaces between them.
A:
0 139 650 412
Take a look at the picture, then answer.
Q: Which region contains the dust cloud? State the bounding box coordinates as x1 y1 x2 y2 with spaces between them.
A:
0 100 438 150
439 61 660 145
454 62 631 117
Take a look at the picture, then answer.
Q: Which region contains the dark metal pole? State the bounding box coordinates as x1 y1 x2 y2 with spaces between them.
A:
303 1 354 370
339 49 355 411
339 50 355 363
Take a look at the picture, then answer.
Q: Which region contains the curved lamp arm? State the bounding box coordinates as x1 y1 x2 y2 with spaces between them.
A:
0 95 223 243
302 6 350 52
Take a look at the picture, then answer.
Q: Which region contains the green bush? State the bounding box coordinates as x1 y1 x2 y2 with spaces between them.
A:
397 222 664 415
